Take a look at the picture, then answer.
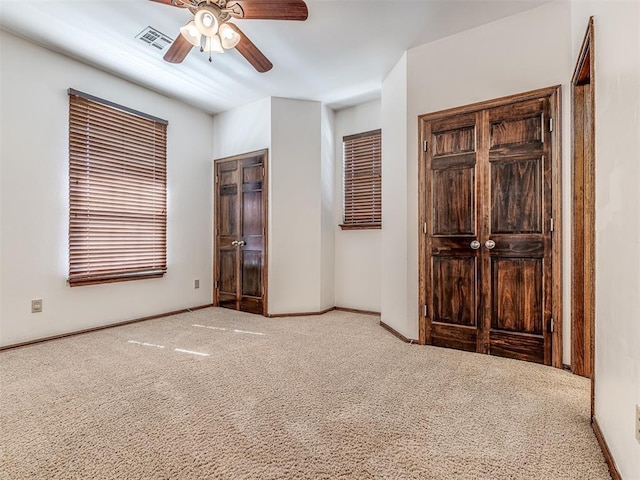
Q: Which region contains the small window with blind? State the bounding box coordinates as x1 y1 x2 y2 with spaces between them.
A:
341 129 382 230
68 89 167 286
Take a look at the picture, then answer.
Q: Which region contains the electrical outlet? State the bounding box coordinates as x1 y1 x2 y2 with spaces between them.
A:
31 299 43 313
636 404 640 443
194 279 200 289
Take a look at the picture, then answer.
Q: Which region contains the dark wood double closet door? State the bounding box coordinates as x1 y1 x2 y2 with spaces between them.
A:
214 151 267 315
420 88 561 366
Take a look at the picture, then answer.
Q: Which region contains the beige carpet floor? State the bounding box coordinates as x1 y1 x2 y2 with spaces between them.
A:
0 308 609 479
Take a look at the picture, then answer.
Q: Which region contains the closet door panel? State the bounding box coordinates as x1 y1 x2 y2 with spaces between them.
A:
484 98 553 365
424 113 482 352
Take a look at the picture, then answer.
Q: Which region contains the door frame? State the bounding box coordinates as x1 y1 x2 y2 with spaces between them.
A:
418 86 563 368
571 17 596 397
212 149 269 316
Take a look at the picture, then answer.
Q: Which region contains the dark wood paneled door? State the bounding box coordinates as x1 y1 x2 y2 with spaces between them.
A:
422 112 482 353
420 89 559 366
214 150 267 315
483 99 553 365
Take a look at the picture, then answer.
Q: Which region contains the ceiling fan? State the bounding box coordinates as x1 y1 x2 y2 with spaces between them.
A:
151 0 308 72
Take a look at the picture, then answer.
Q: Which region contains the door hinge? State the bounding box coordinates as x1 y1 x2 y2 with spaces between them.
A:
215 280 219 289
550 317 554 333
215 175 219 183
549 118 554 132
423 304 428 317
423 222 427 234
262 167 265 177
550 217 554 232
423 140 428 152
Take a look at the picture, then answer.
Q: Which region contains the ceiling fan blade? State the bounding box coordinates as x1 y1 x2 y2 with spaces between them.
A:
148 0 190 7
226 0 308 21
228 24 273 73
163 34 193 63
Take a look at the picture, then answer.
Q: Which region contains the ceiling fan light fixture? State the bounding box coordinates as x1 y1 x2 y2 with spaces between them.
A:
194 7 219 36
204 35 224 54
179 21 201 47
219 23 240 49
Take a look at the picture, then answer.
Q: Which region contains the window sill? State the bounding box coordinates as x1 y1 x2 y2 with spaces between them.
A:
340 224 381 231
68 272 165 287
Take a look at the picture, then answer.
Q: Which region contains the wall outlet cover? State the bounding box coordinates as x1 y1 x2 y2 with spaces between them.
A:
31 299 43 313
194 279 200 289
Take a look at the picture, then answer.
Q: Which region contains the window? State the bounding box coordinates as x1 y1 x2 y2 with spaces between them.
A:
68 89 167 286
341 129 382 229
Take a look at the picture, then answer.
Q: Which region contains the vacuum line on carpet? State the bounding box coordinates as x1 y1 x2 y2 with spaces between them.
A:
174 348 210 357
192 324 265 336
127 340 166 349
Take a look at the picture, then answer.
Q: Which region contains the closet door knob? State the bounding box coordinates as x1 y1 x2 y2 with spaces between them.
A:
231 241 239 246
485 240 496 250
470 240 481 250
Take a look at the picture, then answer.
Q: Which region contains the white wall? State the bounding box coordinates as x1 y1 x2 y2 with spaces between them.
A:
381 2 574 345
211 97 271 160
321 105 336 309
334 100 382 312
381 54 411 335
571 2 640 477
269 98 326 314
0 31 214 346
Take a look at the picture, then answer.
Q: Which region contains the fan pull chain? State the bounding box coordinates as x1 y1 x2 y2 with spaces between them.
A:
199 38 212 62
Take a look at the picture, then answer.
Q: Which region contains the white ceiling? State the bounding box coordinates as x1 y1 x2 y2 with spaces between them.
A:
0 0 550 114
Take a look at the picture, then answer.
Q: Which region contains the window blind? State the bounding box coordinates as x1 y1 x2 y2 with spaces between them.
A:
342 129 382 229
68 89 167 286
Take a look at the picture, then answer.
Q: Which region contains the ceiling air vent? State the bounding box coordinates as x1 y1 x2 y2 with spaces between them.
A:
136 27 173 51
